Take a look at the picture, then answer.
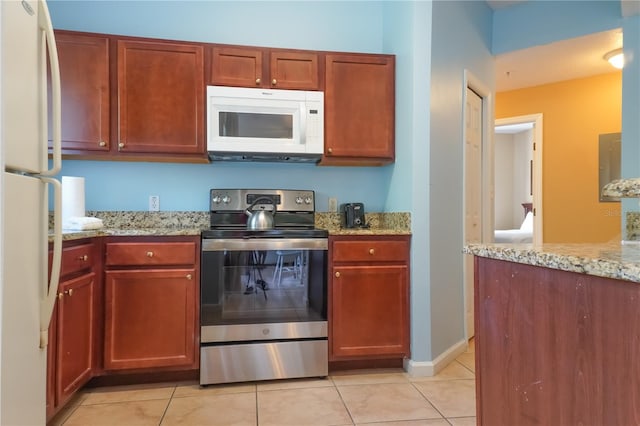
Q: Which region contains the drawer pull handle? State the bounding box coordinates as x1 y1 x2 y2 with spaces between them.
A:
146 251 154 258
65 289 73 296
271 78 277 86
255 78 261 85
118 142 125 149
58 292 63 300
335 271 340 278
78 255 88 261
369 248 375 255
98 140 106 147
186 274 192 280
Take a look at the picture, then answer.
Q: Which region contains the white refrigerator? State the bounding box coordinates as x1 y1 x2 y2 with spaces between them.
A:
0 0 62 424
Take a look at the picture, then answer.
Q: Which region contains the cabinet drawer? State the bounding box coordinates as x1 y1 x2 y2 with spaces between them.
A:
105 242 196 266
61 243 95 277
332 240 408 263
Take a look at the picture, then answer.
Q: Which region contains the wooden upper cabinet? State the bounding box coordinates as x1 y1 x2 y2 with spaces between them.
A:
269 50 319 90
210 45 319 90
117 40 204 155
49 31 110 153
210 46 263 87
322 53 395 166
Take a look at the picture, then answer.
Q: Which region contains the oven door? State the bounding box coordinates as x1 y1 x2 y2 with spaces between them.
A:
200 238 328 343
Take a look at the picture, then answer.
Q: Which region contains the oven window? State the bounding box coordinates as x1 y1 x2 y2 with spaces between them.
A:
219 112 293 139
201 249 326 326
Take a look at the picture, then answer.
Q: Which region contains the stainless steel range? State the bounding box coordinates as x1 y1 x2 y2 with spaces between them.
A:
200 189 328 385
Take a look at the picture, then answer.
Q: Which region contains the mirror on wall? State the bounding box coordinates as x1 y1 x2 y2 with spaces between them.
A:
599 132 621 202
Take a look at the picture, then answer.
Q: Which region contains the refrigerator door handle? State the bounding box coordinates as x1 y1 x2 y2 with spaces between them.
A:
38 0 61 176
39 177 61 349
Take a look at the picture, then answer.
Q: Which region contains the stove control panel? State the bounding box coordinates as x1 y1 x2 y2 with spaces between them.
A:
210 189 315 212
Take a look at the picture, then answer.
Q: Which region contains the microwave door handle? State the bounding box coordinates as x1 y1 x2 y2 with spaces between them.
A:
299 103 306 144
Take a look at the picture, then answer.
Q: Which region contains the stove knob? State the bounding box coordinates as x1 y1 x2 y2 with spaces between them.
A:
295 196 303 204
304 197 312 204
222 195 231 204
212 195 221 204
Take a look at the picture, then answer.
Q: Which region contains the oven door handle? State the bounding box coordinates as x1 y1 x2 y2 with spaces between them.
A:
202 238 328 252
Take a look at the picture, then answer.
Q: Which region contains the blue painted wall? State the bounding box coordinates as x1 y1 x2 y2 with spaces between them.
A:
429 0 494 358
492 0 622 54
621 15 640 232
382 1 433 363
48 0 400 213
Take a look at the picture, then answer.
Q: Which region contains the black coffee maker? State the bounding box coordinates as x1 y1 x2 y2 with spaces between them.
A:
340 202 368 228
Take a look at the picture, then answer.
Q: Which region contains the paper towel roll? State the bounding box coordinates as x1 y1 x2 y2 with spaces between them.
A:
62 176 85 225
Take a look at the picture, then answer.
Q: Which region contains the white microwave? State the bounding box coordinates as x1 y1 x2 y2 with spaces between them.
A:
206 85 324 163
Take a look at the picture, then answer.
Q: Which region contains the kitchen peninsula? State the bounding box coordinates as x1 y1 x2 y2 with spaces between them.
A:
464 242 640 426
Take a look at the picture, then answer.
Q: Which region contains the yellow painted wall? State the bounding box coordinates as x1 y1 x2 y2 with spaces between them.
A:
496 72 622 243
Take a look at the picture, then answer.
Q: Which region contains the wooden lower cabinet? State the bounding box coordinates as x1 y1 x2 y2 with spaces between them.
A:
104 269 196 370
56 273 95 402
329 235 410 361
47 240 100 421
103 236 199 371
474 257 640 426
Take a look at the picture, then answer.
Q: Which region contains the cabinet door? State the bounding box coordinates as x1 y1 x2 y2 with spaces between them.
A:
210 46 263 87
104 269 196 370
117 40 204 155
323 54 395 165
270 51 319 90
56 272 95 405
330 265 409 359
49 32 110 152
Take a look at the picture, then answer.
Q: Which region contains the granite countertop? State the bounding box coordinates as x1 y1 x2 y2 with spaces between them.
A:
602 177 640 198
464 242 640 283
51 211 411 242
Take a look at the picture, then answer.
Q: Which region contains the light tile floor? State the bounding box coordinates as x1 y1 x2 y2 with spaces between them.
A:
50 342 475 426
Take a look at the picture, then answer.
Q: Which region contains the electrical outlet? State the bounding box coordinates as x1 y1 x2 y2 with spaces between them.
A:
149 195 160 212
328 197 338 212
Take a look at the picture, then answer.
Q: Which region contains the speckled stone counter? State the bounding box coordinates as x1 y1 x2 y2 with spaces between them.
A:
51 211 208 241
464 242 640 283
52 211 411 241
602 177 640 198
315 212 411 235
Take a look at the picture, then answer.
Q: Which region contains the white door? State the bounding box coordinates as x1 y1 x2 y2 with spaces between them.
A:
464 87 483 339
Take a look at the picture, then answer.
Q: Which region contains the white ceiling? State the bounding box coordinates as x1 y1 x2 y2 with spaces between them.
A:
486 1 625 92
495 29 624 92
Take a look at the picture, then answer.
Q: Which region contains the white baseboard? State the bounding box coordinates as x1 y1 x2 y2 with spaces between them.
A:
403 339 468 377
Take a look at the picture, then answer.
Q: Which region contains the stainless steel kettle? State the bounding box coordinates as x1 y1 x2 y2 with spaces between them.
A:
245 197 276 230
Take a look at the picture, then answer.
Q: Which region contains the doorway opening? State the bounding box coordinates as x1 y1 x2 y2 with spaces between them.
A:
494 114 543 245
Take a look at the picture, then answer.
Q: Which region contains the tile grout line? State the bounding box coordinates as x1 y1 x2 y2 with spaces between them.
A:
409 380 450 423
156 385 178 425
331 377 356 426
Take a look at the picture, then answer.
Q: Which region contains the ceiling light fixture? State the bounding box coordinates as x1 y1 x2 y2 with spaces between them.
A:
604 48 624 69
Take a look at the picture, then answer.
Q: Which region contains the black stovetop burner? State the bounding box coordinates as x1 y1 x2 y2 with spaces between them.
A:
204 188 327 239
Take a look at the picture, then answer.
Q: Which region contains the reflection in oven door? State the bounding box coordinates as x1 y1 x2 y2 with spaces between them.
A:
201 248 326 328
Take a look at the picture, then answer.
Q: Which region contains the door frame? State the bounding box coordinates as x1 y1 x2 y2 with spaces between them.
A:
495 114 543 245
462 70 494 341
